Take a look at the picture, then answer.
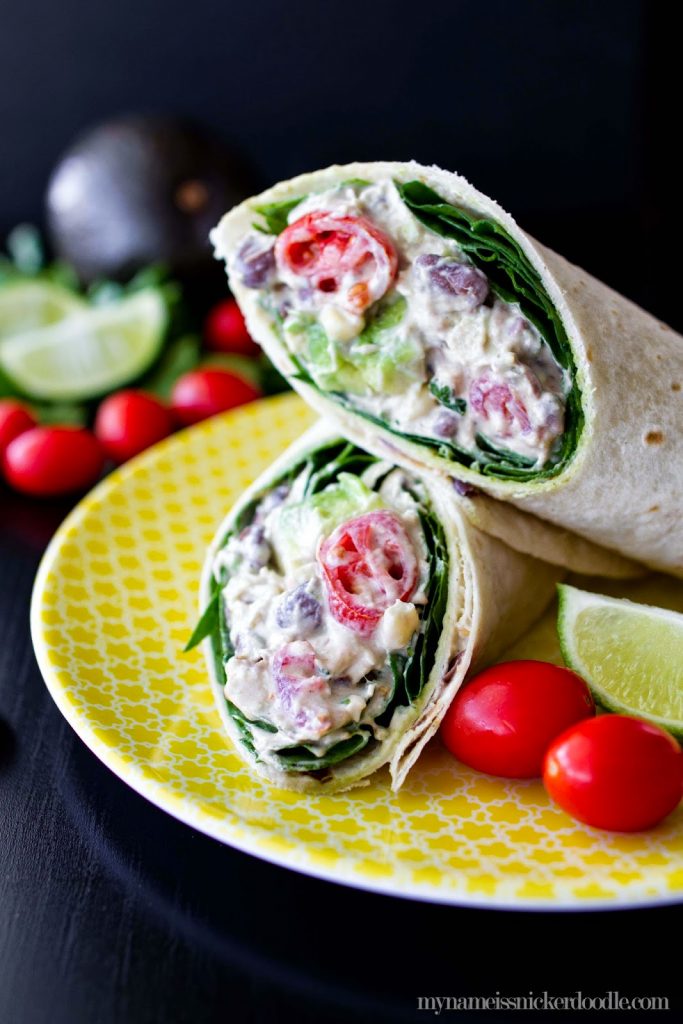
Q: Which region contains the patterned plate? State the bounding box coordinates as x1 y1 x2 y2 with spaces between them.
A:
31 393 683 909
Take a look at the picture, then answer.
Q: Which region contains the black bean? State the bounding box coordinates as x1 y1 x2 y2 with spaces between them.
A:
433 411 460 438
417 254 489 310
239 525 271 568
452 478 480 498
235 236 276 288
276 585 322 635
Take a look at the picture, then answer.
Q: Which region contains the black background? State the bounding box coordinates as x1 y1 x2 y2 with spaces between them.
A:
2 0 678 320
1 2 681 1022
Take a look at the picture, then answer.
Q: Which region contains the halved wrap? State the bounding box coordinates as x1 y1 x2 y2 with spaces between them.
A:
212 162 683 577
191 422 560 793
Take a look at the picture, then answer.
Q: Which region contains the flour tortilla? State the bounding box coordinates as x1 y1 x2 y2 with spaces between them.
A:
201 421 561 793
212 161 682 577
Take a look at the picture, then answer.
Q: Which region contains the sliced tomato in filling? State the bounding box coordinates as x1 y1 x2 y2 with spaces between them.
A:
318 510 418 636
275 212 398 313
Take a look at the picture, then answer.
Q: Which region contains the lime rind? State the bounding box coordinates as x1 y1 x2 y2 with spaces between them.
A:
558 583 683 739
0 289 168 401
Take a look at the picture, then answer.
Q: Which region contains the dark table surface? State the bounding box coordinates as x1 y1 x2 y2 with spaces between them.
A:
0 493 680 1024
1 4 682 1018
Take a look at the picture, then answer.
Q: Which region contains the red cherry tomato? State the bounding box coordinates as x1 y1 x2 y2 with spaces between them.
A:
94 390 175 464
171 368 261 426
204 298 259 356
544 715 683 832
3 427 105 496
318 510 417 636
440 660 595 778
0 399 37 460
275 212 398 313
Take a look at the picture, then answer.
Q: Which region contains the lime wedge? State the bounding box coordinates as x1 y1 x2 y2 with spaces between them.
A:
0 280 85 341
0 289 168 401
558 584 683 737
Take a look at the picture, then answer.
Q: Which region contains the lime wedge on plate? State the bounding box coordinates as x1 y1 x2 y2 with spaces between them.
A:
558 584 683 737
0 280 85 341
0 289 167 401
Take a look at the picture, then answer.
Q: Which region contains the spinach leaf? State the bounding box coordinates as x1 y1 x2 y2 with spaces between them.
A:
474 432 536 468
184 589 220 651
415 506 449 699
376 503 449 722
227 700 278 735
429 380 466 415
253 198 305 235
273 730 372 771
303 441 376 497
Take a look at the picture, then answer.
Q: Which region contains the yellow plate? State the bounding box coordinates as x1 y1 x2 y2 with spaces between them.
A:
31 393 683 909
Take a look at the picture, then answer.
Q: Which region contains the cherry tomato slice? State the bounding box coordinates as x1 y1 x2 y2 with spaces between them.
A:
171 369 261 426
95 390 174 464
0 399 36 459
3 427 104 496
318 510 417 636
275 212 398 313
440 660 595 778
543 714 683 832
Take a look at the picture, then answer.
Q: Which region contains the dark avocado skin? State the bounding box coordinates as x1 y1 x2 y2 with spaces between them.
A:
46 115 256 283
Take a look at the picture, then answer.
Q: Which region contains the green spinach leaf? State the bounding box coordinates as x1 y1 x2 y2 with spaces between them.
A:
274 730 372 771
184 589 220 652
253 198 305 235
429 380 467 415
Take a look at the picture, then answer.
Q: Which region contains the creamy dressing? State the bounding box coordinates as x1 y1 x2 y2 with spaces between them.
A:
231 179 570 468
214 463 431 764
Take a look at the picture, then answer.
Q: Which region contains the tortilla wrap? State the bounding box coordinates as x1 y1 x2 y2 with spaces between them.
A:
198 421 560 793
212 161 682 577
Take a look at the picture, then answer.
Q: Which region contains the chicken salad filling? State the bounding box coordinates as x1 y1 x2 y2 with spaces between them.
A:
227 177 581 480
191 441 450 774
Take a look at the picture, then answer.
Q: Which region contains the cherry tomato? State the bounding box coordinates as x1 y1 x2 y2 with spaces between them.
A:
544 715 683 832
95 390 174 464
171 369 261 427
440 660 595 778
318 510 417 636
204 298 259 356
275 212 398 313
0 399 36 460
3 427 105 496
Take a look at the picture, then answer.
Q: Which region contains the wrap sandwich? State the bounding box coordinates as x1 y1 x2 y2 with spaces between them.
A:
189 423 561 793
211 162 683 576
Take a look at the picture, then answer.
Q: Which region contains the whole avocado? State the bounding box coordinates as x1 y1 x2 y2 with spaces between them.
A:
46 115 255 283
